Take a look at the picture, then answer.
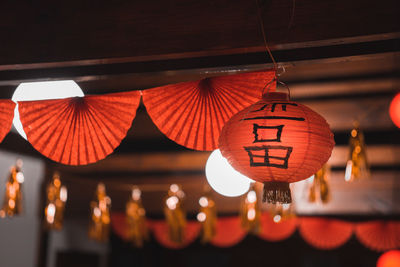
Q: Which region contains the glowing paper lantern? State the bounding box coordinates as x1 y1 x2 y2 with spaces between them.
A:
18 90 141 165
12 80 85 139
259 213 297 242
355 221 400 251
0 159 24 217
0 100 16 143
377 250 400 267
44 173 67 230
205 149 253 197
125 187 148 247
389 93 400 128
299 217 353 250
219 92 335 203
142 70 275 151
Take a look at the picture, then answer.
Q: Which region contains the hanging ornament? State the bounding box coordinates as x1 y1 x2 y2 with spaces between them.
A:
240 184 261 234
219 91 335 204
164 184 186 244
389 92 400 128
125 187 148 247
308 164 331 204
44 172 68 230
88 183 111 242
0 100 16 143
142 70 276 151
197 194 217 244
18 91 141 165
344 122 370 182
265 202 295 223
0 159 24 217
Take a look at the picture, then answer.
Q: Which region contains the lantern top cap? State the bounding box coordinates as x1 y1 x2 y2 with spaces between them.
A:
262 92 289 101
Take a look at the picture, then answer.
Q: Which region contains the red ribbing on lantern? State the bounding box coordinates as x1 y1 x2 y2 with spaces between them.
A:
389 93 400 128
258 213 297 242
142 70 276 151
18 91 141 165
355 221 400 252
0 100 15 143
299 217 353 250
219 92 335 203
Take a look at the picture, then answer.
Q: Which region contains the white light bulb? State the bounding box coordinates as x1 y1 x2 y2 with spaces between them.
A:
199 197 209 207
16 172 24 183
273 215 282 223
246 190 257 203
166 196 179 210
12 80 84 139
132 187 141 201
247 208 256 221
205 149 253 197
60 186 68 202
197 212 206 222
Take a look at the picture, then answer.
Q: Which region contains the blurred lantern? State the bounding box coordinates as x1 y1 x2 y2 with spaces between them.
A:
377 250 400 267
1 159 24 217
44 172 68 230
240 184 261 234
219 92 335 204
205 149 253 197
308 164 331 204
88 183 111 242
164 184 186 244
345 122 370 182
125 186 148 247
197 193 217 244
389 93 400 128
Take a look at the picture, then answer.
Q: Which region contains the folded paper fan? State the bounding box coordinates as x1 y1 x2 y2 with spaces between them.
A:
299 217 353 250
258 213 297 242
18 91 141 165
142 70 276 151
210 216 246 247
0 100 15 143
355 221 400 251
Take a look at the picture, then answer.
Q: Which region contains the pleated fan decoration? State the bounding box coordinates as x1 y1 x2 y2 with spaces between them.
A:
219 92 335 203
299 217 353 250
355 221 400 251
259 213 297 242
18 91 141 165
142 70 276 151
0 100 16 143
210 217 247 247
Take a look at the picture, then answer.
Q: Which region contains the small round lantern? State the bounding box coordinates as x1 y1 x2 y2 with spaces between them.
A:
389 92 400 128
219 92 335 203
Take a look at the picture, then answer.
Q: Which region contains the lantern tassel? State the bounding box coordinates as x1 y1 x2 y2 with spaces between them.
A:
263 182 292 204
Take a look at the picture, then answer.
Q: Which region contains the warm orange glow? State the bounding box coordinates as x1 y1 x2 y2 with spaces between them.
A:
389 93 400 128
2 162 24 217
377 250 400 267
44 173 67 230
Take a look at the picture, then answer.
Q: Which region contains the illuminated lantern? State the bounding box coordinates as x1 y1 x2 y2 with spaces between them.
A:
44 172 68 230
219 92 334 203
240 184 261 234
389 93 400 128
197 194 217 244
377 250 400 267
164 184 186 244
1 159 24 217
88 183 111 242
125 187 148 247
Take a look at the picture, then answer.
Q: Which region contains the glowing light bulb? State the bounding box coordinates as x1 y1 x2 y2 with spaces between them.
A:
46 203 56 224
166 196 179 210
16 172 24 183
60 186 68 202
199 197 209 207
197 212 206 222
345 160 353 181
93 207 101 218
205 149 253 197
247 208 256 221
273 215 282 223
12 80 84 139
170 184 179 193
246 190 257 203
132 187 141 201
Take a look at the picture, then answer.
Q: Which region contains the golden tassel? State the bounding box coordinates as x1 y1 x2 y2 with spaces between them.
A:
126 186 148 247
44 172 68 230
240 184 261 234
88 183 111 242
308 164 331 204
266 202 295 223
164 184 186 244
345 122 370 182
1 159 24 217
197 194 217 244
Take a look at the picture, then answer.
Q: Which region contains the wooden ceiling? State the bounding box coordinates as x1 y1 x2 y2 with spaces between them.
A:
0 0 399 218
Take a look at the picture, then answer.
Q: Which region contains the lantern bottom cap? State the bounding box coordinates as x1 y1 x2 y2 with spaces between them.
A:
262 181 292 204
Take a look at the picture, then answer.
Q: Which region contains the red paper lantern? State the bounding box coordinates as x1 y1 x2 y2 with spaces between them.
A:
377 250 400 267
18 91 141 165
219 92 335 203
142 70 275 151
0 100 16 143
389 93 400 128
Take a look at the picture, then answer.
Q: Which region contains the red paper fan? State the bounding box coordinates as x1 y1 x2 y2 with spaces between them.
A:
299 217 353 250
150 220 201 249
0 100 15 143
355 221 400 251
210 216 246 247
142 70 276 151
259 213 297 242
18 91 141 165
